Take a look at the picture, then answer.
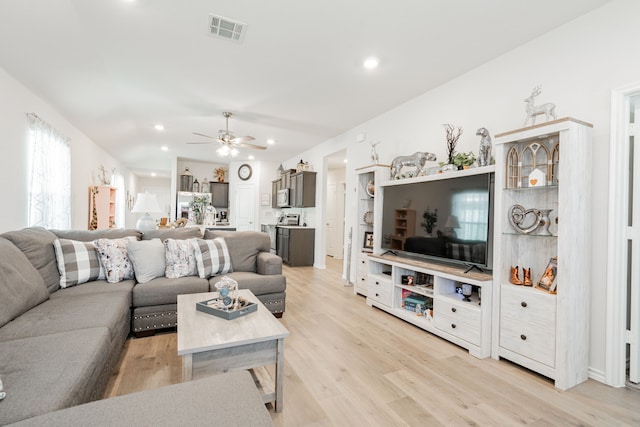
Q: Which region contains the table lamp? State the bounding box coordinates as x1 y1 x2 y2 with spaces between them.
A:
444 215 460 238
131 193 162 231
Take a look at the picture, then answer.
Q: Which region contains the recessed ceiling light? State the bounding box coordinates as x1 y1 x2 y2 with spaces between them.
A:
267 139 275 145
154 124 165 131
248 155 255 160
160 145 169 151
151 172 157 177
363 57 379 70
343 159 348 163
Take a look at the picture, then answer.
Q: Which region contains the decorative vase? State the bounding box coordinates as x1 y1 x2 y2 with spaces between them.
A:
441 163 457 173
194 209 203 225
538 209 553 235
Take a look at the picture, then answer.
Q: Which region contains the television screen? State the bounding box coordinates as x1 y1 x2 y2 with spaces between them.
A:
380 172 494 270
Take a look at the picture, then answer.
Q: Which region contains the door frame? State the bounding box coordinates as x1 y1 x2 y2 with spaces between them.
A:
606 81 640 387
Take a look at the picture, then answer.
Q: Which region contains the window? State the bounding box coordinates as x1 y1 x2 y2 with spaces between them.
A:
451 190 489 241
26 114 71 229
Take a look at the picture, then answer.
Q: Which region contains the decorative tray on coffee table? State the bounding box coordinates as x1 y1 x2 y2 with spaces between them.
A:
196 297 257 320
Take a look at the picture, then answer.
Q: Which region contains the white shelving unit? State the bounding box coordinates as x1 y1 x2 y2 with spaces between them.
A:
367 254 493 358
353 165 388 296
491 117 593 390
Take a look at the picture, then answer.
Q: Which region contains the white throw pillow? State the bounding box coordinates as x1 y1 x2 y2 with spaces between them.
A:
127 239 166 283
164 238 197 279
53 239 105 288
192 237 233 279
94 237 137 283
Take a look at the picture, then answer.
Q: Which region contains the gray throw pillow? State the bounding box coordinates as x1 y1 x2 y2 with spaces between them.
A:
128 239 166 283
1 227 60 293
0 237 49 328
53 239 105 288
191 238 233 278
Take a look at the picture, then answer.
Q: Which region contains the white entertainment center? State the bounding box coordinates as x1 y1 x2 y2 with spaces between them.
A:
355 118 592 389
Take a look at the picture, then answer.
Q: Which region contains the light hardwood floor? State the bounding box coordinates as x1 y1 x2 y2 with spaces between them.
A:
105 257 640 426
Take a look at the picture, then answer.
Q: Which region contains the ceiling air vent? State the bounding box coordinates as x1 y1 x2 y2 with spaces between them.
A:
208 14 246 43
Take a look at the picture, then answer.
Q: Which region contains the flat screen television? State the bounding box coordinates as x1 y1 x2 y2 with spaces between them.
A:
380 171 494 271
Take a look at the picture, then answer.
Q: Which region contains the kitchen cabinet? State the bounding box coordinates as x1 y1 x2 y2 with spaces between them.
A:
276 227 315 267
271 180 281 208
210 182 229 208
289 171 316 208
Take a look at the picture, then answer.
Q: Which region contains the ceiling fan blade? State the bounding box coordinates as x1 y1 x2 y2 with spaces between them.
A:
231 135 256 144
235 142 267 150
192 132 217 139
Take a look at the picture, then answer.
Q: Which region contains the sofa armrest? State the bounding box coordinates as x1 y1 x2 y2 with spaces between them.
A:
257 252 282 275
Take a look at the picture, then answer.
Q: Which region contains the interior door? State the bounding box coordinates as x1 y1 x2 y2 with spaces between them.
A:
326 183 337 257
234 183 256 231
629 99 640 383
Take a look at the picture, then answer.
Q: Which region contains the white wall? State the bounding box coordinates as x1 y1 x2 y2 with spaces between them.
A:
0 66 137 232
137 176 171 223
286 0 640 382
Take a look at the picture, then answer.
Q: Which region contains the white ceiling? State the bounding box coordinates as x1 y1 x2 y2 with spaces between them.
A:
0 0 611 177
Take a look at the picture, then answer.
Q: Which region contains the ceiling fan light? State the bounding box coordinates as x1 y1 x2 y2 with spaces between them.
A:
216 145 230 156
230 148 239 157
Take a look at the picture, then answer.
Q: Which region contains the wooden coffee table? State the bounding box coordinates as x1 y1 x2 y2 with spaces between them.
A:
177 289 290 412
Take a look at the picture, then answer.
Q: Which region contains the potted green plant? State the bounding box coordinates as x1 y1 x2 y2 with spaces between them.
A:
421 208 438 236
453 151 476 169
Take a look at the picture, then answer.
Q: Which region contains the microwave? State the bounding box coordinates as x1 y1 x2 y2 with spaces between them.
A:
276 188 290 207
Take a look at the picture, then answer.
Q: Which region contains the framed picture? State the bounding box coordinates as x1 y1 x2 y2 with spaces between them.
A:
536 256 558 293
363 231 374 249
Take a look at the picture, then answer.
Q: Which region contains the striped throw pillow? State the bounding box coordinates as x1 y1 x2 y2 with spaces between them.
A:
53 239 105 288
192 237 233 279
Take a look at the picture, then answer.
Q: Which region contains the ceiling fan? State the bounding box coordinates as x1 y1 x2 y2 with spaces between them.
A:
188 112 266 157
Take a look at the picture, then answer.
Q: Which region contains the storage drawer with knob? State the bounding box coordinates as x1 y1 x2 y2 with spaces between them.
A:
355 253 369 296
499 284 557 367
434 298 481 346
366 275 392 307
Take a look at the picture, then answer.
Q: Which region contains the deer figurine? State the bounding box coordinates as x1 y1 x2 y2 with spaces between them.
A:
524 86 557 126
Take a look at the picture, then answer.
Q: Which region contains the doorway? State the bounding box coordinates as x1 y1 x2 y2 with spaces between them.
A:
607 85 640 387
324 150 347 262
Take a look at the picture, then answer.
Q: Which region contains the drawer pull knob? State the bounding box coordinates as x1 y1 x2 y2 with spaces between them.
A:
361 278 365 282
521 301 527 308
375 293 379 297
451 307 457 313
375 281 379 285
451 323 457 329
520 334 527 341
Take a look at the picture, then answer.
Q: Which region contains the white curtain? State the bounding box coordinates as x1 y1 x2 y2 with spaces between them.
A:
111 171 126 228
26 114 71 229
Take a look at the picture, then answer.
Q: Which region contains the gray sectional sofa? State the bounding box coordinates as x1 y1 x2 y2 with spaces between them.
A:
0 226 285 425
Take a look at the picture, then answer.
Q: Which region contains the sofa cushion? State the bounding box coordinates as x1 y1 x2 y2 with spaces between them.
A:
133 276 209 307
164 238 197 278
141 227 202 241
50 279 134 302
210 271 286 296
53 239 105 288
51 228 142 242
127 239 165 283
0 291 130 343
0 328 111 425
1 227 60 293
192 237 233 279
94 237 137 283
0 237 50 328
8 371 273 427
204 231 270 272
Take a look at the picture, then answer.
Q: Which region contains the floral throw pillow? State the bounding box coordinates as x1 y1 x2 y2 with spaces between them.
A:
93 237 137 283
164 238 197 279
